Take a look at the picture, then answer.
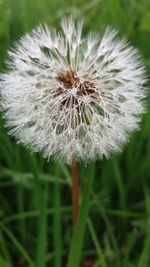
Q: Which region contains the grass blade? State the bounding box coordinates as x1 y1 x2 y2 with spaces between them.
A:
87 218 107 267
53 164 62 267
67 162 95 267
0 223 34 267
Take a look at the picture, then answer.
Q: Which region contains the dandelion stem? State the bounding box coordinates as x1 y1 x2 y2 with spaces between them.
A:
71 156 79 229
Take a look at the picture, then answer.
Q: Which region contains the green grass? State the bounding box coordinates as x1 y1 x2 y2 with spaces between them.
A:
0 0 150 266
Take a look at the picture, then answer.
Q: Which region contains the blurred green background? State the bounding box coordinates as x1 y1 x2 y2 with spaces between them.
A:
0 0 150 267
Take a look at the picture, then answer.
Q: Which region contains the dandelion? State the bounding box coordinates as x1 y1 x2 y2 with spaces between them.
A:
0 17 147 228
0 17 147 165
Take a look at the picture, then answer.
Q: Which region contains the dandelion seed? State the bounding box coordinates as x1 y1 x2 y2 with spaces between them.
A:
0 17 147 164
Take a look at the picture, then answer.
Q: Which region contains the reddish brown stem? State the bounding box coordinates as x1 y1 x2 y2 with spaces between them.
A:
71 156 79 229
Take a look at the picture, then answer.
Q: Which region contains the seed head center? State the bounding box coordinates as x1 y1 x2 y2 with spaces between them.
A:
56 70 78 88
53 71 98 111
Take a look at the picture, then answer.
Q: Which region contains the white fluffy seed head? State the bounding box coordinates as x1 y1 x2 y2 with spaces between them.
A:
0 17 147 164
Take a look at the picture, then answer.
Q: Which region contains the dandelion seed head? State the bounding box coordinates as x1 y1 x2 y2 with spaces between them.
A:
0 17 147 164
